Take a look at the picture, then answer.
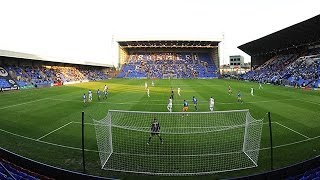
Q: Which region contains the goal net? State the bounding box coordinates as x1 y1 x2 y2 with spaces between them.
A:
163 73 178 79
93 109 264 175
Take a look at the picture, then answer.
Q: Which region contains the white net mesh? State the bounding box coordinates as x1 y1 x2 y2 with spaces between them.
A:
163 74 178 79
93 109 264 175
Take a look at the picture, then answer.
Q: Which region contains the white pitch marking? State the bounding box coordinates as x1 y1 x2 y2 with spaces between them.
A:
259 134 320 151
0 98 48 110
46 97 295 106
275 122 310 139
37 121 73 140
0 125 319 154
0 127 100 153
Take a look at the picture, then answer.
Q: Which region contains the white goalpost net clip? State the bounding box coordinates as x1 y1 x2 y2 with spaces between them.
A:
93 109 264 175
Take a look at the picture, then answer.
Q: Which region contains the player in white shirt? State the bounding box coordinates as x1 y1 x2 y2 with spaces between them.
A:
145 82 148 89
209 97 215 112
251 87 254 96
259 82 263 89
103 85 108 92
151 81 154 86
88 90 93 102
147 87 150 97
103 85 109 99
167 97 173 112
177 87 181 96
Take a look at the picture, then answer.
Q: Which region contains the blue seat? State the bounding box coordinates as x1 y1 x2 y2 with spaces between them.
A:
307 174 316 179
0 172 7 179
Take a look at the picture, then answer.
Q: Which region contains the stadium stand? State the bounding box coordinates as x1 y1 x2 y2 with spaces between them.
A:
0 159 45 180
0 62 111 90
238 14 320 89
231 14 320 180
0 148 115 180
288 166 320 180
0 78 11 88
118 52 218 79
240 48 320 88
0 52 114 91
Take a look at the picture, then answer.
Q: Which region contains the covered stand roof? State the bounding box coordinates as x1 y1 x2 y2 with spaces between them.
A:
118 40 220 49
0 49 112 67
238 14 320 56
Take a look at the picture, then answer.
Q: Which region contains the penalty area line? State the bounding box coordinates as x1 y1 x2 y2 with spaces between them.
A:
0 98 48 110
37 121 73 140
259 134 320 151
275 122 310 139
0 127 100 153
1 124 319 155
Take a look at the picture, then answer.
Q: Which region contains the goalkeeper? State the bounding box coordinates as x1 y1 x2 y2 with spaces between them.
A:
147 118 163 145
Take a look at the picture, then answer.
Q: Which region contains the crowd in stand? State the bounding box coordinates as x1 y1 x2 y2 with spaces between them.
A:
118 52 218 79
240 48 320 88
0 159 46 180
0 64 111 89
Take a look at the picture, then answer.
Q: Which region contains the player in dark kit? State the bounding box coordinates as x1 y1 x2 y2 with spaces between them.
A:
192 96 198 111
97 89 101 101
147 118 163 145
237 91 243 104
170 87 174 100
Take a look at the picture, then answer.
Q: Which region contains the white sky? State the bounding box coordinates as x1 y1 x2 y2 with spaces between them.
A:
0 0 319 67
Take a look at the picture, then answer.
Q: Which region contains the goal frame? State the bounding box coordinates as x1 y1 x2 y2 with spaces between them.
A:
93 109 264 176
163 73 178 79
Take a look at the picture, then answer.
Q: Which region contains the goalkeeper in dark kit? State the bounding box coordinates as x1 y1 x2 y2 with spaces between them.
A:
147 118 163 145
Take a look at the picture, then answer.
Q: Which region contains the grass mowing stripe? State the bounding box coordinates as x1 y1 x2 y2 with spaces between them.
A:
0 98 48 110
45 97 295 105
73 121 272 129
297 99 320 106
259 134 320 150
274 122 310 139
79 120 309 154
2 123 319 153
37 121 73 140
1 79 320 178
0 126 100 153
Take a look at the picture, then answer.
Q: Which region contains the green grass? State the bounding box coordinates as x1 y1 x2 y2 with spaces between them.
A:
0 79 320 179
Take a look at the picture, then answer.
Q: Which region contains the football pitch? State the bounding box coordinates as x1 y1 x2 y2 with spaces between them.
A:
0 79 320 179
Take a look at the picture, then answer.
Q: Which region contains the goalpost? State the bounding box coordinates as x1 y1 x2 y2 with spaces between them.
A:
163 73 178 79
93 109 264 175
